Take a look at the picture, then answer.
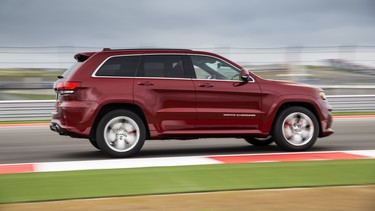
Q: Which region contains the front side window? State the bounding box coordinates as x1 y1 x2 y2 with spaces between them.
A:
95 56 141 77
191 55 241 81
138 55 186 78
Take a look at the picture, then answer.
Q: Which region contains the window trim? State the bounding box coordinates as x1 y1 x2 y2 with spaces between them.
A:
92 53 189 79
187 54 255 83
91 53 255 83
91 54 142 78
136 54 189 79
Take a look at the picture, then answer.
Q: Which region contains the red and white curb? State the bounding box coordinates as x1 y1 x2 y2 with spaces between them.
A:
0 150 374 175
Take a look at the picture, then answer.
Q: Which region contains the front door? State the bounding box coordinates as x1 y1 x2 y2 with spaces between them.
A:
190 55 262 130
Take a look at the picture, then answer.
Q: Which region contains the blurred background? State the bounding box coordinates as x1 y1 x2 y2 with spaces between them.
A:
0 0 374 119
0 2 374 209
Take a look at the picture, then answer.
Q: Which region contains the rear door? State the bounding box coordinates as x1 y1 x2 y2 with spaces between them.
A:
190 55 262 130
133 55 196 133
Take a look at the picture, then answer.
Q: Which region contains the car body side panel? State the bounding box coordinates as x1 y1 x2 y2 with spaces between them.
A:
257 78 333 137
194 80 262 130
133 78 196 133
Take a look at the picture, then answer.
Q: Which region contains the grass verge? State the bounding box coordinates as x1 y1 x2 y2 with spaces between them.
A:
6 93 55 100
0 159 374 204
332 111 375 116
0 120 49 125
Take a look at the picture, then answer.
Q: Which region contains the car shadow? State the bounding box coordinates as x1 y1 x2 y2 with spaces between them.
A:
58 144 334 160
137 144 282 158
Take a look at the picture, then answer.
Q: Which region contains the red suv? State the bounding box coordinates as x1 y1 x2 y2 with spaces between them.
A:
50 48 333 157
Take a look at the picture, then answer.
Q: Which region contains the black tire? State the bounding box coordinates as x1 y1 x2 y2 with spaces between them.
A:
272 106 319 151
96 109 146 158
88 138 100 150
244 136 274 146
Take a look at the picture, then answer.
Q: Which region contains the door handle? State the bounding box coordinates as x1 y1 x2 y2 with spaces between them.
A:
198 83 213 88
138 81 154 86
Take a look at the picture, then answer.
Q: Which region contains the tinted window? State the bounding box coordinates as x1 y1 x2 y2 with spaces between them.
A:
62 62 82 78
138 55 186 78
191 55 241 81
95 56 140 77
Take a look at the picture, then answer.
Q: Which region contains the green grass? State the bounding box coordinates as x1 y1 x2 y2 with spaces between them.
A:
0 159 374 204
6 93 55 100
0 69 62 78
0 120 49 124
332 111 375 116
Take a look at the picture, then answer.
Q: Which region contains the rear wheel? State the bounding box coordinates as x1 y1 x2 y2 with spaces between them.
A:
244 136 274 146
89 138 99 150
272 106 319 151
96 109 146 157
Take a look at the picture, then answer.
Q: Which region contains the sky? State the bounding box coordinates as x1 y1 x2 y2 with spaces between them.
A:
0 0 374 68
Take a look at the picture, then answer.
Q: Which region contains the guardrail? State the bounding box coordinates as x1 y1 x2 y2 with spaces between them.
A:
0 100 54 121
326 95 375 112
1 95 375 121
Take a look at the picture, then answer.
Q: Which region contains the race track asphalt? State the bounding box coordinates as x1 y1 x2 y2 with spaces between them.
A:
0 118 374 164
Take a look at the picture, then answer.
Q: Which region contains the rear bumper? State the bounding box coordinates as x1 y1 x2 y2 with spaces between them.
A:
50 122 64 135
50 121 89 139
50 99 97 139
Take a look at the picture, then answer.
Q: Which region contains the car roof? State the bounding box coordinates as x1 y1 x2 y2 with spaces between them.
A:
74 48 244 70
102 48 193 52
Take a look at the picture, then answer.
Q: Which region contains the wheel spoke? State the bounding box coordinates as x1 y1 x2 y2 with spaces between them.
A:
114 139 126 150
126 134 136 145
282 112 315 146
284 127 293 140
301 128 312 139
124 123 135 133
111 122 123 131
103 116 141 153
106 130 116 143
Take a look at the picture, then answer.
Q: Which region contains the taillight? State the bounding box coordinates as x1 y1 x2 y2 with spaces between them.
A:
56 81 81 94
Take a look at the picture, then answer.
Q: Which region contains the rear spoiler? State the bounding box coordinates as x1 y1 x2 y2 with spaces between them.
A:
74 52 95 62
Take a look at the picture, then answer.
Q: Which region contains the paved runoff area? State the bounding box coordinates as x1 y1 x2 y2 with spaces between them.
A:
1 150 374 175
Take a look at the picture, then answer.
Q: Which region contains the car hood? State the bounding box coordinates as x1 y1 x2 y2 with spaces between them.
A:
265 79 322 91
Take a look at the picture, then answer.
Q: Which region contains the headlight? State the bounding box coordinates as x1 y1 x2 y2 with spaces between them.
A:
319 92 327 100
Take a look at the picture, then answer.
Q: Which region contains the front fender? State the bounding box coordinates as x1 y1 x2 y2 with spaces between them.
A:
259 94 321 134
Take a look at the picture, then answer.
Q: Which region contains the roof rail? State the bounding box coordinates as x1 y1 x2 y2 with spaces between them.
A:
102 48 192 51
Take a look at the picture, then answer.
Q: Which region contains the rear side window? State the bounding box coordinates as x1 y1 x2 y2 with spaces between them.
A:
62 62 82 78
138 55 186 78
95 56 141 77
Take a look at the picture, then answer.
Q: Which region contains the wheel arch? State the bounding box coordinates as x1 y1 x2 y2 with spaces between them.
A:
89 103 150 140
271 102 321 134
260 99 323 137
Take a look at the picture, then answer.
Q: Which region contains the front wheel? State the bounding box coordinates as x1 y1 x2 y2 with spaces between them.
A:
96 109 146 158
272 106 319 151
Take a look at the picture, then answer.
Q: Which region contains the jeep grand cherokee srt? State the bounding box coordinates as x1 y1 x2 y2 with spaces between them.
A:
50 48 333 157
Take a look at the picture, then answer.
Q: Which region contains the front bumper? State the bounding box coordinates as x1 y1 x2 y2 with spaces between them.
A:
318 102 334 137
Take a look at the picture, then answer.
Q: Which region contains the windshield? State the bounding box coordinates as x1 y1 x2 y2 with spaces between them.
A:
61 62 82 78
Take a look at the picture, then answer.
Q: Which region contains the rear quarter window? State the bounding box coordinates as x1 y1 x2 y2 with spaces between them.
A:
95 56 141 77
62 62 82 78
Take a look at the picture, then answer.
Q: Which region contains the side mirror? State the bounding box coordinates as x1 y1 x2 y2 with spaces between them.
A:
241 74 253 82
